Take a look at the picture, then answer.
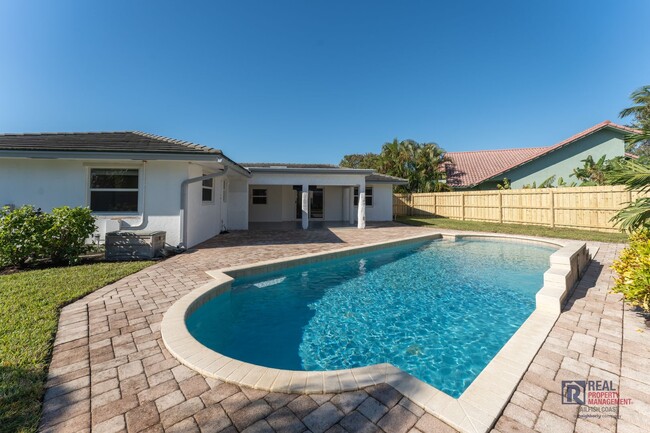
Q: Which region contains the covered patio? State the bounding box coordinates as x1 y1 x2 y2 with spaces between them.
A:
244 164 407 230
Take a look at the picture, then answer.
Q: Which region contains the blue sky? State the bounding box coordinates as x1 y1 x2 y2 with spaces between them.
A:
0 1 648 164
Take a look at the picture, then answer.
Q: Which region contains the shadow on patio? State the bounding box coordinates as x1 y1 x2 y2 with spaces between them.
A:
191 222 404 250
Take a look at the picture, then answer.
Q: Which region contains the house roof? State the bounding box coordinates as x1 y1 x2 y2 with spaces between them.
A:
366 173 409 185
243 163 407 184
445 121 640 188
0 131 223 155
444 147 548 188
0 131 252 176
242 162 338 169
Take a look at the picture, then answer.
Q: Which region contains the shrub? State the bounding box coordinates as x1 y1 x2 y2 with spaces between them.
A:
0 205 97 268
612 230 650 312
0 206 49 268
44 207 97 265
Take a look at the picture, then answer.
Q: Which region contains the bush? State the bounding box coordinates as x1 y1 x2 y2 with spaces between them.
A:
612 230 650 312
45 207 97 265
0 206 97 268
0 206 49 268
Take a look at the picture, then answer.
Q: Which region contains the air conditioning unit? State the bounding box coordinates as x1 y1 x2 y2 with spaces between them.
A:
105 231 166 260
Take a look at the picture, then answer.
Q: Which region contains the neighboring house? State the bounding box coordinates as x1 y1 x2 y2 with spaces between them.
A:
444 121 638 189
0 132 406 247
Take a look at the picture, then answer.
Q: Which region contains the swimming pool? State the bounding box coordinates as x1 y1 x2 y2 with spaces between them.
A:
186 237 556 397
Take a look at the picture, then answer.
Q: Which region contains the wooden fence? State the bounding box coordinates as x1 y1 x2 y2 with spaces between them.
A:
393 185 646 232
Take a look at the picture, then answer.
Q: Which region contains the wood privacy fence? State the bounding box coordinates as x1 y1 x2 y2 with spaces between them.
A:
393 185 646 232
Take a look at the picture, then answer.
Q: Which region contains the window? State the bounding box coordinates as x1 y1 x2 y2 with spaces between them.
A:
90 168 139 212
354 187 373 206
202 176 214 203
252 189 267 205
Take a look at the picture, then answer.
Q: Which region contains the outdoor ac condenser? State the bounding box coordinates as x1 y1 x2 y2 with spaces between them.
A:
105 231 166 260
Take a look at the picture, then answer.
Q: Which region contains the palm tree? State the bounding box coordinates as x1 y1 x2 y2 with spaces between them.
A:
608 160 650 231
620 85 650 148
608 85 650 231
377 139 450 193
416 143 451 192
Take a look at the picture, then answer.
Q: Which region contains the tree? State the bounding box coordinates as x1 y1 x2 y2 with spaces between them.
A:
340 139 450 193
376 139 450 193
339 153 381 169
571 155 614 185
608 160 650 231
608 85 650 231
620 85 650 163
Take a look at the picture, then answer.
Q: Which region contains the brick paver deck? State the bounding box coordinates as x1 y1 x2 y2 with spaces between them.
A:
39 224 649 433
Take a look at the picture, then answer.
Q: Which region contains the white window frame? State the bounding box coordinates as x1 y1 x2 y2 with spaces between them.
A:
88 167 141 214
354 187 373 207
202 175 214 204
251 188 267 205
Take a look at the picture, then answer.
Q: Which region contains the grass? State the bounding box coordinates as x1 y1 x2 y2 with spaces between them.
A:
397 216 629 243
0 261 153 433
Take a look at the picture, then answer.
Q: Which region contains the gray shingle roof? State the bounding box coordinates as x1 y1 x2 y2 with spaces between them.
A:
242 162 338 169
365 173 408 184
0 131 222 155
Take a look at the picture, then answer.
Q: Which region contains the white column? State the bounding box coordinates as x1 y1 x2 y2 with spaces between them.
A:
342 187 350 222
349 186 355 225
301 184 309 230
357 182 366 229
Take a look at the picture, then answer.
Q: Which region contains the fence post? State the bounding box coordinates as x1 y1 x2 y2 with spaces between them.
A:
549 189 555 228
498 191 503 224
409 194 413 216
461 193 466 221
433 193 437 217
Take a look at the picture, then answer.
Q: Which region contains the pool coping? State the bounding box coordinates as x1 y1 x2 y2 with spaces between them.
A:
161 232 593 433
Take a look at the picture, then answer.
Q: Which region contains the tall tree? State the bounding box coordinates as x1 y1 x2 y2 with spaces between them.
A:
339 139 450 193
620 85 650 163
377 139 450 192
339 153 381 169
608 160 650 231
609 85 650 231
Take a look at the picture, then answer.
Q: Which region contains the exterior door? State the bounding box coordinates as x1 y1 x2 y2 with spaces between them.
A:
310 188 323 218
293 186 324 219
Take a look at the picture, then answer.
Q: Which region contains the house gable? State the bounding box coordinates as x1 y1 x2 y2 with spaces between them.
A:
445 121 637 189
494 128 627 188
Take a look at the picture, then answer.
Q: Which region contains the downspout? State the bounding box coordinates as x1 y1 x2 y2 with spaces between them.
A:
119 161 148 231
179 167 228 248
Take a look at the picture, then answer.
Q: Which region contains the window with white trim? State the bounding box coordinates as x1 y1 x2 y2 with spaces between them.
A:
354 187 373 206
202 176 214 203
252 189 267 205
90 168 139 212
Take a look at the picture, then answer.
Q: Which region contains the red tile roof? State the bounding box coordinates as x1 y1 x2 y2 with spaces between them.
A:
444 121 640 188
444 147 548 187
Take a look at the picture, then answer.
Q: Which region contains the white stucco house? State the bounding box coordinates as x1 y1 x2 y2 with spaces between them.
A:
0 132 406 247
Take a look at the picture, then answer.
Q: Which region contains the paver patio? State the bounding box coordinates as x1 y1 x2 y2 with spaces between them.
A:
39 223 649 433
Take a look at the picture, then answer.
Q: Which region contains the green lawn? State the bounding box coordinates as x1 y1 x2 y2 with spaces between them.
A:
0 261 153 433
397 216 629 243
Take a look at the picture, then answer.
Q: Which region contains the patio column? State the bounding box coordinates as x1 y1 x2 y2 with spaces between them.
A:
301 184 309 230
357 182 366 229
348 186 355 225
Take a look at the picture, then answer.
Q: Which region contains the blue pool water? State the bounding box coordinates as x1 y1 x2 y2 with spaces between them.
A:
187 238 556 397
